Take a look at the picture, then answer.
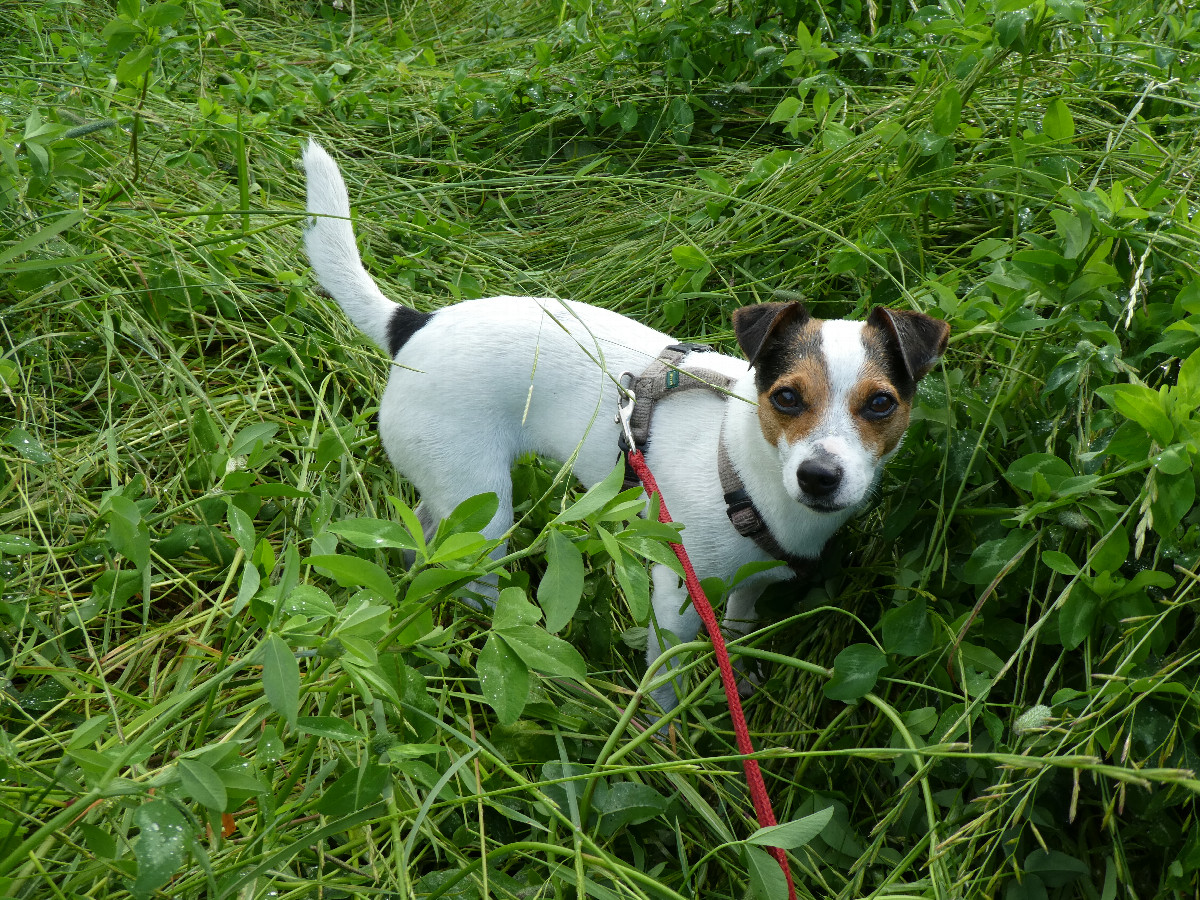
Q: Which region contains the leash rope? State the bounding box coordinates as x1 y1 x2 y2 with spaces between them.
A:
623 446 797 900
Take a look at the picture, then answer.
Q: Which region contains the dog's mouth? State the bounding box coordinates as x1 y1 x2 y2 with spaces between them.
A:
798 496 850 514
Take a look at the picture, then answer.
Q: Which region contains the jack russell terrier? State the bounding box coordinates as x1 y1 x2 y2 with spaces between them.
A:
301 141 949 714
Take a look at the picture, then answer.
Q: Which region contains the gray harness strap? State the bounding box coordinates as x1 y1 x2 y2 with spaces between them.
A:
626 343 735 449
717 434 810 575
622 344 811 577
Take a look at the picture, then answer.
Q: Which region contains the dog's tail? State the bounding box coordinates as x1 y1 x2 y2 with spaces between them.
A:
302 140 428 355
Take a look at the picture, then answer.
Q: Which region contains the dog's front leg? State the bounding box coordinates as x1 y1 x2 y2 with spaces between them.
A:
723 584 767 697
645 564 701 714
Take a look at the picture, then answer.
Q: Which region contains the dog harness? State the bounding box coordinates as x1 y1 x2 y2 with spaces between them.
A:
618 344 810 575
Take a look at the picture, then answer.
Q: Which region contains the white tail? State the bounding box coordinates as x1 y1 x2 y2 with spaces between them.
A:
302 140 399 351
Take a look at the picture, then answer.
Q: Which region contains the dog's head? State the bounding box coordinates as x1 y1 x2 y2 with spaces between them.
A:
733 302 949 513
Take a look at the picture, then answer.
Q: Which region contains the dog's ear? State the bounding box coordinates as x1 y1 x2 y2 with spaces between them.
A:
868 307 950 386
733 302 811 367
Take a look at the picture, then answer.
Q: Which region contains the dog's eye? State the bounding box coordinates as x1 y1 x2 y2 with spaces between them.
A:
770 387 805 414
864 393 897 418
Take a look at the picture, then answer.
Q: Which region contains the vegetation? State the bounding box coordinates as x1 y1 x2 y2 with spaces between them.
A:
2 0 1200 896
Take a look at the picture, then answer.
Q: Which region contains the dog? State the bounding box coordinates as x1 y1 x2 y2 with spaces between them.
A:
301 141 949 714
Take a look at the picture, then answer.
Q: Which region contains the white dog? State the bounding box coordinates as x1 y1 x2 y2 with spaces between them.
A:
301 141 948 713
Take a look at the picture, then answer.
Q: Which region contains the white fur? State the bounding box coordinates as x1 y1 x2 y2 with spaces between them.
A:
303 142 398 350
777 319 881 510
302 141 895 716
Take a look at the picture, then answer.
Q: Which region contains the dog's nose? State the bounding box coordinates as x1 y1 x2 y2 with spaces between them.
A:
797 458 843 498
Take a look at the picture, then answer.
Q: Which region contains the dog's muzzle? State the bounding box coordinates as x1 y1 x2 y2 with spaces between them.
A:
796 454 843 500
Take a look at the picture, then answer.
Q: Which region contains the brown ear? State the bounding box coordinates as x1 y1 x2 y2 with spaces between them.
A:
868 307 950 385
732 302 810 367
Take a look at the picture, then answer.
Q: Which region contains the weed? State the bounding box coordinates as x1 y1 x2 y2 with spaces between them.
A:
1 0 1200 898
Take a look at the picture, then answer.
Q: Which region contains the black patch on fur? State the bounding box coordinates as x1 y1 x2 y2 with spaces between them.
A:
860 323 915 400
750 316 822 395
864 308 950 399
732 302 809 367
387 306 433 357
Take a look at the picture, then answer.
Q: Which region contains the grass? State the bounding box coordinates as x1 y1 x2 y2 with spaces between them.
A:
2 0 1200 897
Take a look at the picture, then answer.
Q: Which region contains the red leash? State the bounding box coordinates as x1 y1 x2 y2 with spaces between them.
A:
625 447 797 900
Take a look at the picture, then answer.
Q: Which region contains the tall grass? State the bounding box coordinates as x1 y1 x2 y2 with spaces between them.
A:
1 0 1199 897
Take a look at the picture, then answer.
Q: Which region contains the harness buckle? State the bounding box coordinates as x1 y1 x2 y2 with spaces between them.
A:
723 489 764 537
615 371 638 453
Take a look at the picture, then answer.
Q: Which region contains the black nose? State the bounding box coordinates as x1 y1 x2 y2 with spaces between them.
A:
797 458 843 498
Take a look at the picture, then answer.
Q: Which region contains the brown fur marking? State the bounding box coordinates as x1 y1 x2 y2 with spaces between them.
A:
755 317 911 458
849 357 911 457
756 342 829 448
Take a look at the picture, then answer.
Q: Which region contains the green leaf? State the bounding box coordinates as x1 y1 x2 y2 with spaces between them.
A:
615 531 685 579
823 644 887 702
1050 208 1090 259
1096 384 1174 446
261 634 300 727
328 517 419 550
1151 469 1196 538
743 844 789 900
618 101 638 131
335 599 391 638
229 422 278 457
440 492 499 536
1153 446 1191 476
305 554 396 603
477 633 528 726
1059 586 1098 651
769 96 802 124
404 567 477 604
1090 524 1128 574
389 496 428 556
117 45 155 85
538 530 584 633
79 823 117 860
106 499 150 572
995 9 1030 47
499 626 587 680
600 528 650 622
931 85 961 136
427 531 492 564
281 584 337 618
1041 550 1080 577
1004 453 1074 492
592 781 671 836
315 763 388 817
226 503 255 554
746 805 834 850
0 534 38 555
696 169 732 194
493 586 541 629
130 799 191 900
1043 98 1075 141
5 426 51 464
881 599 932 657
962 531 1035 586
671 244 708 270
141 2 186 27
1176 348 1200 407
66 715 111 751
296 717 364 741
556 463 625 523
177 758 228 811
